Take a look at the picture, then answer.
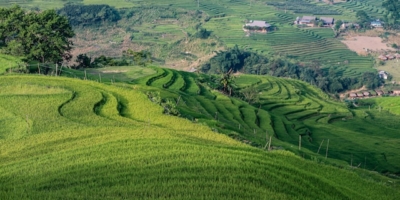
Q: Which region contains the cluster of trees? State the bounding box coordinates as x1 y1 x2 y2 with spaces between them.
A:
201 47 383 93
0 5 74 64
74 50 152 68
381 0 400 29
74 54 128 68
194 28 211 39
57 4 121 26
355 10 372 28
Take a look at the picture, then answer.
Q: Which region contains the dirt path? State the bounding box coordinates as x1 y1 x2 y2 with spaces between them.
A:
341 36 395 54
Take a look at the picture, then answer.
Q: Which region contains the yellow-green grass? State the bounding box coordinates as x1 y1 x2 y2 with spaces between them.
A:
0 75 399 199
0 54 22 74
377 60 400 82
82 66 156 83
132 69 400 173
361 97 400 116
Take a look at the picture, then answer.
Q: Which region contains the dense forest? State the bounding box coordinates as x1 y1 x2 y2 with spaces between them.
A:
201 46 383 94
57 4 121 26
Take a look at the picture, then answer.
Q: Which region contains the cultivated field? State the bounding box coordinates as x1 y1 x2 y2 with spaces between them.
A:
7 0 378 76
126 67 400 173
1 75 399 199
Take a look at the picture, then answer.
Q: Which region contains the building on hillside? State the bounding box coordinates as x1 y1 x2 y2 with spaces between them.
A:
379 71 388 79
371 20 383 28
392 90 400 95
363 91 370 97
244 20 272 32
342 22 360 29
386 54 395 60
349 93 357 98
320 17 335 26
357 93 364 97
295 16 316 26
378 55 388 61
375 90 384 96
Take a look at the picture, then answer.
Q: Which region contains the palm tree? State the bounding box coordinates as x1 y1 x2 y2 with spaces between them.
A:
219 68 235 96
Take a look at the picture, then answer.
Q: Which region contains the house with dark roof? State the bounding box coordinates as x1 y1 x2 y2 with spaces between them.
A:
320 17 334 26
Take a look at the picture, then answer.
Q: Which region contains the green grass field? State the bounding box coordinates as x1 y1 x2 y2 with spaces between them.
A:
128 67 400 174
0 74 399 199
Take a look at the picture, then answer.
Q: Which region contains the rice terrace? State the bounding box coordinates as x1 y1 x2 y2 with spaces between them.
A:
1 0 400 199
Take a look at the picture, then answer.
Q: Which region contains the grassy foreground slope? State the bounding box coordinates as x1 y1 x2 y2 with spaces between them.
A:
0 75 399 199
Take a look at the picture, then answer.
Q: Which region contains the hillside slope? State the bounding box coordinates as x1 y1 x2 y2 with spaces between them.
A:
0 75 398 199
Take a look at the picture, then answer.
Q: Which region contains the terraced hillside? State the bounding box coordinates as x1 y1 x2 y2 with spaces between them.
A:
138 0 375 76
337 0 386 19
1 75 399 199
3 0 377 76
133 67 400 173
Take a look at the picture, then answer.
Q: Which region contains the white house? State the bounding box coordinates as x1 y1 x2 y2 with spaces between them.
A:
379 71 388 79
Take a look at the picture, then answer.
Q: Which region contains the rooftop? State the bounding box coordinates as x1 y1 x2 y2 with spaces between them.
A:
320 17 334 23
245 20 271 28
301 16 315 21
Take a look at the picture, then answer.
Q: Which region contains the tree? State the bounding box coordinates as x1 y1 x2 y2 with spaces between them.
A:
356 10 370 24
24 10 75 63
75 54 92 68
219 68 235 96
382 0 400 27
194 28 211 39
124 49 152 66
334 20 343 31
241 86 259 104
0 6 74 64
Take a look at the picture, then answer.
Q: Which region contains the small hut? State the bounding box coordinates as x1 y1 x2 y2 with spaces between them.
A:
386 54 395 60
375 90 384 96
349 93 357 98
378 55 388 60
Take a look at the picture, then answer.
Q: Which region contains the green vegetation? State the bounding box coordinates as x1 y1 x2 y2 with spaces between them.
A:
201 47 383 93
119 67 399 174
361 96 400 115
2 0 400 197
268 0 341 15
0 75 399 199
0 54 23 74
57 4 121 26
0 5 74 64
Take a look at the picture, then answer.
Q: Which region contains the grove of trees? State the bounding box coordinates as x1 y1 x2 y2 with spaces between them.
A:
0 5 74 64
201 46 383 94
57 4 121 26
